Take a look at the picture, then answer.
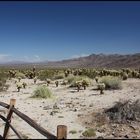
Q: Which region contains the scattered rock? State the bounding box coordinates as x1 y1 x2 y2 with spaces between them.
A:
89 103 94 107
97 136 104 139
58 116 64 118
43 106 52 110
124 135 129 138
53 103 59 109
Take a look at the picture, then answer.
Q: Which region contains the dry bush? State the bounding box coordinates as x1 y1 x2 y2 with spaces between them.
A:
105 100 140 123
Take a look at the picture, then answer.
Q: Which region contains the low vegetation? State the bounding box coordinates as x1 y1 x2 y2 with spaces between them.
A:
66 75 92 87
99 76 122 90
105 99 140 123
0 71 9 91
82 128 96 137
69 130 77 134
31 85 53 98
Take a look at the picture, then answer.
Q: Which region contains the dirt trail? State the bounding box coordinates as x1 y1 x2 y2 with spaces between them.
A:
0 78 140 139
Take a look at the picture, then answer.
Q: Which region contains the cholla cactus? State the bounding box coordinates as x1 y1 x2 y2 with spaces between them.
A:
33 66 36 72
46 79 51 86
76 81 82 92
82 80 88 90
97 83 105 94
61 80 67 86
18 77 21 82
9 70 16 79
22 82 27 89
16 82 22 92
64 71 68 77
95 77 99 83
122 72 128 80
34 77 37 84
55 81 59 87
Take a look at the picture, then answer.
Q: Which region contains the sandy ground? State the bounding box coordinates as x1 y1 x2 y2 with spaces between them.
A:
0 78 140 139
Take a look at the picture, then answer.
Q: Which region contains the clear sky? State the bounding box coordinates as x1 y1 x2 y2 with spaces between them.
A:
0 1 140 62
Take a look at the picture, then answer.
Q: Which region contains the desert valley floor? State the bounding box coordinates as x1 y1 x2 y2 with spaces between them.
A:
0 78 140 139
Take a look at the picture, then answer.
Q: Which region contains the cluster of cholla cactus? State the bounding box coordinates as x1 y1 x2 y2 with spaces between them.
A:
26 71 34 79
131 70 140 78
97 83 105 94
25 66 36 79
64 69 72 77
75 81 82 92
81 80 89 90
9 69 16 79
75 80 89 92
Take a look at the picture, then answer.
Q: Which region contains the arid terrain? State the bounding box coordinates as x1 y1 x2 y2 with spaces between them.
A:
0 77 140 139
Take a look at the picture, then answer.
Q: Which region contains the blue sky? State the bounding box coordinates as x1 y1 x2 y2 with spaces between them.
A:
0 1 140 62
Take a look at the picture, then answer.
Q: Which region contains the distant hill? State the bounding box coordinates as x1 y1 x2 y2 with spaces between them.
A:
0 53 140 69
45 53 140 69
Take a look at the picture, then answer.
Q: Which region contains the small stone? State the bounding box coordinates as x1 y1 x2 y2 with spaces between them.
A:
97 136 104 139
50 112 54 116
89 103 93 107
43 106 52 110
124 135 129 138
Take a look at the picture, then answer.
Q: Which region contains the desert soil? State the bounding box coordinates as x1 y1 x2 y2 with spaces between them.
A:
0 78 140 139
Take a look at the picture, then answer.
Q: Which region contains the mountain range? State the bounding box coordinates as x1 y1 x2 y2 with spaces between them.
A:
0 53 140 69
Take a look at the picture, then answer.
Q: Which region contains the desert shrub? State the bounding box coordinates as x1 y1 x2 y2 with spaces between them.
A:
38 70 56 81
53 73 65 80
105 100 140 123
0 72 9 91
32 85 52 98
15 72 26 79
69 130 77 134
82 128 96 137
81 69 97 79
66 75 92 87
100 76 122 90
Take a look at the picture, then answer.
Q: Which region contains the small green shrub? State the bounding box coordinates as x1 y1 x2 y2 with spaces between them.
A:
66 75 92 87
32 85 52 98
100 76 122 90
82 128 96 137
16 72 26 79
53 73 64 80
38 70 56 81
69 130 77 134
0 72 9 91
